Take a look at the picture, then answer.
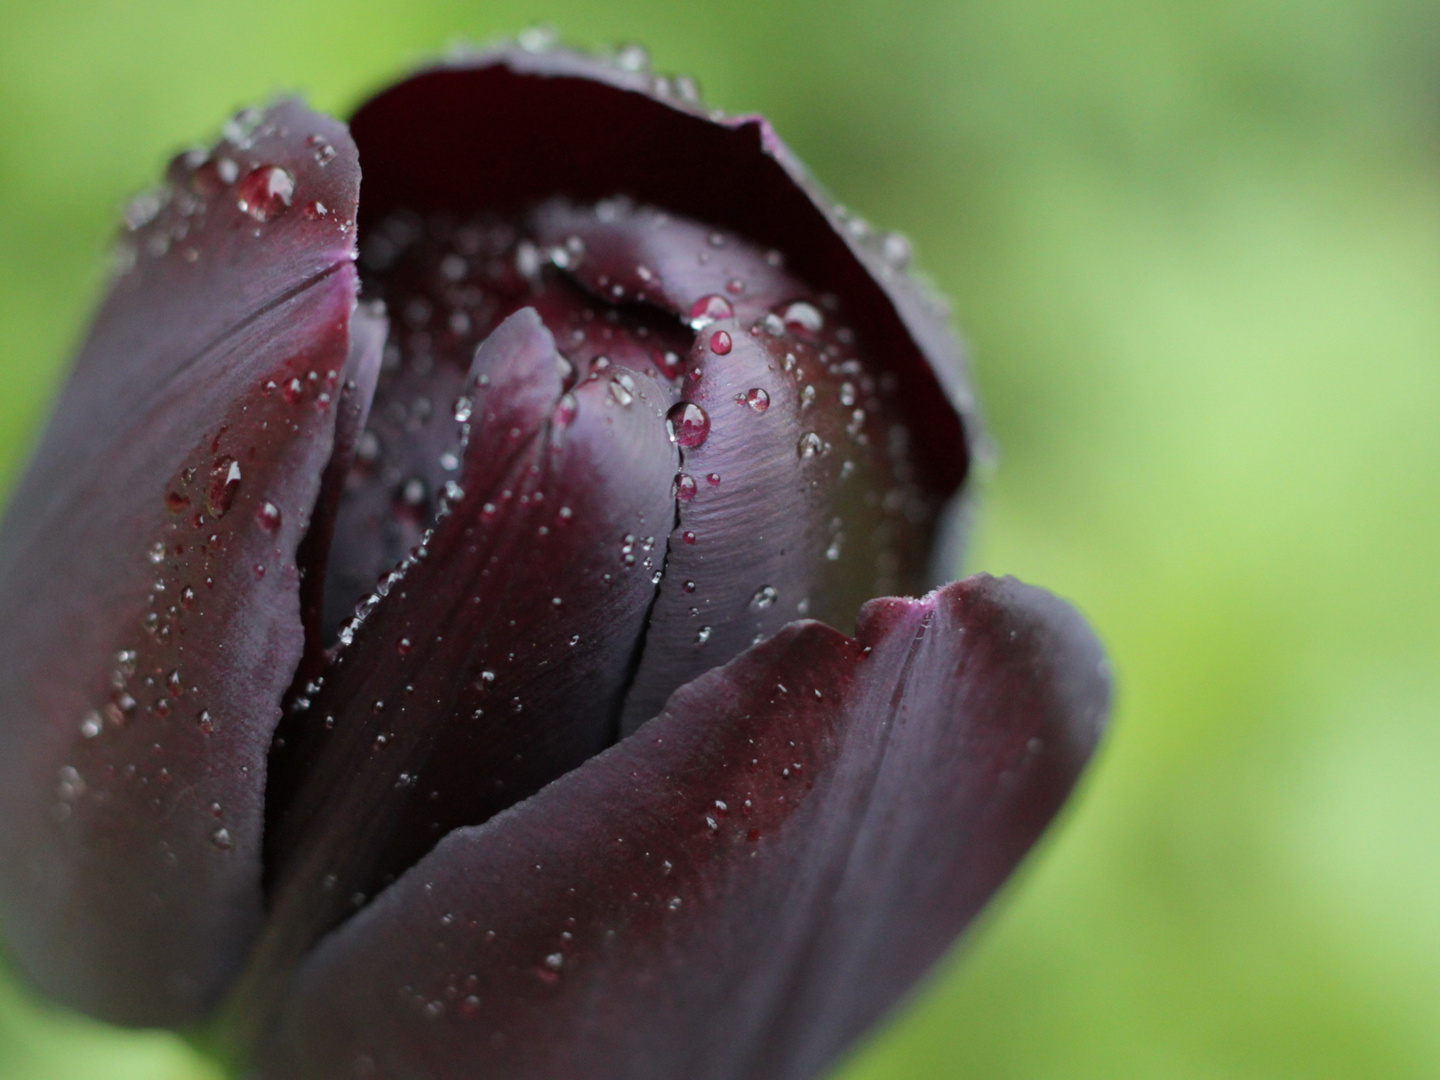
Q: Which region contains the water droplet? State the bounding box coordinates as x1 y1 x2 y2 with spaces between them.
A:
782 301 824 335
397 637 412 657
681 531 697 545
709 330 732 355
307 136 337 166
79 712 103 739
210 826 233 850
236 165 295 222
673 473 698 501
543 952 564 971
453 396 473 422
608 373 636 406
665 402 710 448
615 43 651 71
750 585 778 609
166 670 183 697
256 501 282 531
696 626 712 645
797 432 824 458
655 349 685 380
207 457 241 517
740 388 769 412
839 382 857 407
552 393 578 427
668 896 683 910
180 586 196 610
147 540 166 565
683 579 698 593
197 709 215 734
518 25 558 52
881 232 912 268
706 473 721 486
688 294 733 329
56 765 85 801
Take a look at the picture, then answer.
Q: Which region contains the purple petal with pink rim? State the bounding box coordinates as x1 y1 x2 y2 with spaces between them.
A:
348 44 977 500
0 100 361 1024
257 575 1109 1080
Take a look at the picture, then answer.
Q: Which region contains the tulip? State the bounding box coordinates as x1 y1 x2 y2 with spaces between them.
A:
0 39 1110 1080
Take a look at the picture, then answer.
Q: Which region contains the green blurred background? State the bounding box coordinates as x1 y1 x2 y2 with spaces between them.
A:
2 0 1438 1076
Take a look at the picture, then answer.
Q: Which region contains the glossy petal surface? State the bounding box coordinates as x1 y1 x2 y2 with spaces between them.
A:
260 574 1109 1080
0 101 360 1023
348 45 976 497
528 199 941 733
233 310 678 1044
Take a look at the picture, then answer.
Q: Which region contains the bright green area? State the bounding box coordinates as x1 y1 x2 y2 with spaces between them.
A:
1 1 1437 1076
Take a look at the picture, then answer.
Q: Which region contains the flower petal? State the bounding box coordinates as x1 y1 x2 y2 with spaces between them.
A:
258 575 1109 1080
348 44 978 498
236 309 678 1042
0 100 360 1023
527 199 944 734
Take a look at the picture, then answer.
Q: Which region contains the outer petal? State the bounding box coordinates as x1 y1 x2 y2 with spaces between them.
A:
259 574 1109 1080
0 101 361 1023
348 43 978 497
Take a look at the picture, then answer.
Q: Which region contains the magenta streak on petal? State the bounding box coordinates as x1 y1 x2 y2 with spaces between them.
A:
228 309 678 1048
257 575 1109 1080
0 100 361 1026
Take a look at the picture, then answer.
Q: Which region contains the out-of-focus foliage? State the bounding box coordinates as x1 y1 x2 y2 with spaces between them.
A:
1 1 1437 1077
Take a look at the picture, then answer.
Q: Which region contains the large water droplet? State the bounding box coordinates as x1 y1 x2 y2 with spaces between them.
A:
553 393 579 427
709 330 732 355
666 402 710 448
608 373 636 406
237 166 294 222
256 501 282 531
782 301 824 336
797 432 824 458
673 473 698 501
688 295 733 330
739 388 770 412
207 457 241 517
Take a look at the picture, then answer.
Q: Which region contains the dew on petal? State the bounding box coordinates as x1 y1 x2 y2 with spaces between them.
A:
207 457 242 517
709 330 732 355
673 473 699 501
666 402 710 448
782 301 824 336
255 501 282 531
236 165 295 222
688 294 733 329
739 388 770 412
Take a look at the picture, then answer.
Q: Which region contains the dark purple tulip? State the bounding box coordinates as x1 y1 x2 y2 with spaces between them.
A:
0 41 1109 1080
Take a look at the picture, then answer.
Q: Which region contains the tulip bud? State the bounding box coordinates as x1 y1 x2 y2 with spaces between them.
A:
0 42 1108 1080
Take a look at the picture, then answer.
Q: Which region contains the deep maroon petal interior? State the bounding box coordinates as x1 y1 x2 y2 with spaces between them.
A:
348 46 976 498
